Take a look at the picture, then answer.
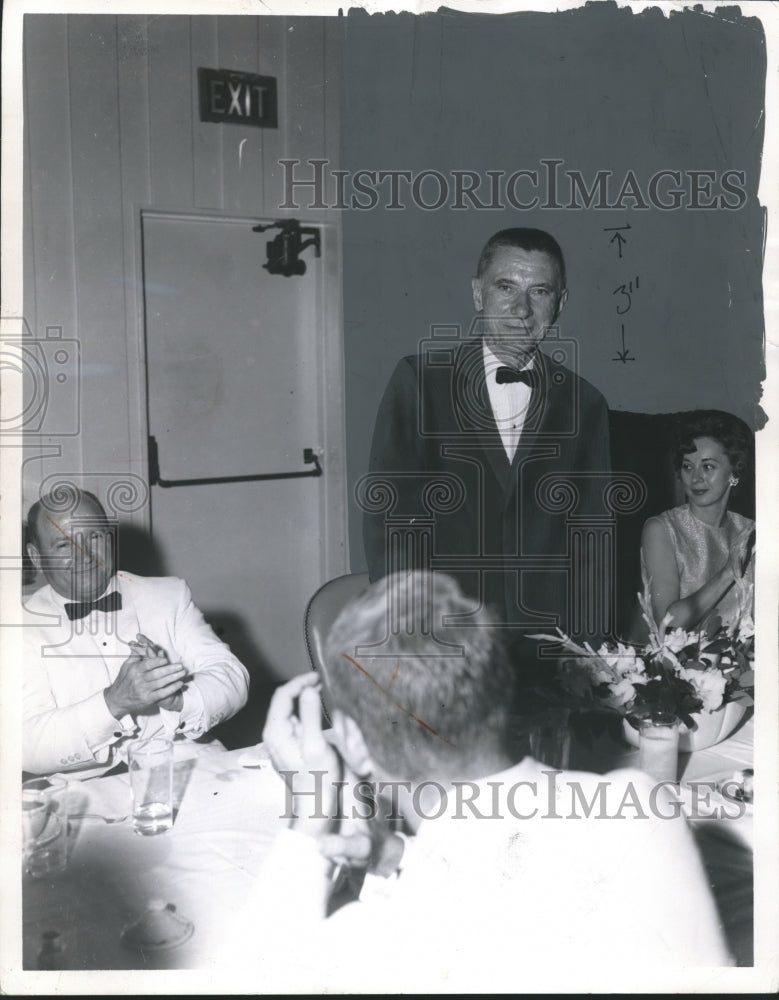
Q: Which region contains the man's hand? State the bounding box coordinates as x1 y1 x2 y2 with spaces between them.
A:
129 634 185 712
262 671 341 838
104 633 186 719
264 673 405 873
319 827 406 877
318 771 406 877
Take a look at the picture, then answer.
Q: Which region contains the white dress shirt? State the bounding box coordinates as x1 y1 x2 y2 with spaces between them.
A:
221 759 730 990
483 341 535 463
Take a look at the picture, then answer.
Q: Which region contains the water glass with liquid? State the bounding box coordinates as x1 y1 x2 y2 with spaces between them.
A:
128 737 173 836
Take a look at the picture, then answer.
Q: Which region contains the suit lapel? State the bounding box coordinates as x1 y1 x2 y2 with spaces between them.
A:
518 349 554 435
506 351 564 503
33 587 107 660
56 578 142 660
113 574 143 648
448 341 570 501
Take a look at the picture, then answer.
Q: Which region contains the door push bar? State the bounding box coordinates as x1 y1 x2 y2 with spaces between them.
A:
148 435 322 488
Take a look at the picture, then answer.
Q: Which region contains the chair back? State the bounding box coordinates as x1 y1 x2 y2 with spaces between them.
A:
304 572 371 686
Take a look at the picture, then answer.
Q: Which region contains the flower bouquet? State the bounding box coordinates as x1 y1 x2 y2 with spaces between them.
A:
530 577 754 742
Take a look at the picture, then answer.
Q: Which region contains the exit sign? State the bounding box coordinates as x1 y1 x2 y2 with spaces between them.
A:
198 68 278 128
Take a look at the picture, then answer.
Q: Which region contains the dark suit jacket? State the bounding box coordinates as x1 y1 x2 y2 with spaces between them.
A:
362 338 612 637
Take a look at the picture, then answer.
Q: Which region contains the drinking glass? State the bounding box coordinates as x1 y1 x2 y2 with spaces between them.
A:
638 714 680 783
22 777 70 877
529 712 571 769
128 737 174 836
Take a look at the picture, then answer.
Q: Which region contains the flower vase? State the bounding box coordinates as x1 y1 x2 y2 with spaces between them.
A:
637 714 680 783
623 702 747 752
678 702 747 751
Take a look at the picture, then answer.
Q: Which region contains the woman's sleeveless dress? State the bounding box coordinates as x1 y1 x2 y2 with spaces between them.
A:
641 504 754 629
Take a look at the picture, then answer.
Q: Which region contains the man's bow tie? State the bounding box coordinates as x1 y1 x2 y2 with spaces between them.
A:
65 591 122 621
495 366 534 386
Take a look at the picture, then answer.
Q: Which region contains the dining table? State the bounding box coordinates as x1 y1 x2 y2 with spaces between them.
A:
21 740 290 974
572 711 756 968
20 714 757 976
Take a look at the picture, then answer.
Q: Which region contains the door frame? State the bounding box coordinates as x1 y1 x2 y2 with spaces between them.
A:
129 206 348 582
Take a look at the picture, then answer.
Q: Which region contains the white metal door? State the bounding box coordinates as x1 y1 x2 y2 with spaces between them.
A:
142 211 338 705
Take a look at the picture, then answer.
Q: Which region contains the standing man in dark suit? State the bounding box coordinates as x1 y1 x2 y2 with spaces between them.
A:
362 228 612 642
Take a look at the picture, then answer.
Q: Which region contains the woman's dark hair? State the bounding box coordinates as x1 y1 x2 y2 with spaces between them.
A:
672 410 753 478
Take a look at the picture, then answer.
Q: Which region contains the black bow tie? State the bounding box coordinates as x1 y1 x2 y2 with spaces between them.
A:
65 591 122 621
495 366 534 386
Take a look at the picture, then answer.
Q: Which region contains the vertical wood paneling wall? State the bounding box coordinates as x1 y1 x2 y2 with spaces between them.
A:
23 14 343 542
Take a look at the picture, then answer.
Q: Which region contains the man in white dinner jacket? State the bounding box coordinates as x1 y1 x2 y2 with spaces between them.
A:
223 571 730 991
23 488 249 777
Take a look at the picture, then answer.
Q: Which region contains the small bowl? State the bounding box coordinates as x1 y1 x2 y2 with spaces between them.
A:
121 900 194 951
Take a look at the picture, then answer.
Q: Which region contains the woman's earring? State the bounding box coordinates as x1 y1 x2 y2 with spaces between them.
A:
729 475 739 487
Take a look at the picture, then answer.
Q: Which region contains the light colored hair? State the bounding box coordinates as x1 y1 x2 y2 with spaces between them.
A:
324 571 516 779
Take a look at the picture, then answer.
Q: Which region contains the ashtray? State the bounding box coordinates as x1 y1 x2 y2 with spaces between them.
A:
121 899 194 951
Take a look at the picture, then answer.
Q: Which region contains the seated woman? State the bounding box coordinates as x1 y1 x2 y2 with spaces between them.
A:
641 411 754 631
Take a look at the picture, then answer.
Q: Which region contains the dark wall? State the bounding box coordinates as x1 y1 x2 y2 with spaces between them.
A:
339 5 766 572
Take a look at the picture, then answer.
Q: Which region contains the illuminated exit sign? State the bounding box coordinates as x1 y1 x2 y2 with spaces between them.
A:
198 68 278 128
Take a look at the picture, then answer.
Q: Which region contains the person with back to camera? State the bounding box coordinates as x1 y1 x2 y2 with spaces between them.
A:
218 570 730 990
641 410 754 632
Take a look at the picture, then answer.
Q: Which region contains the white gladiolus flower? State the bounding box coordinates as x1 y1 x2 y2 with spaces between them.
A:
679 667 727 712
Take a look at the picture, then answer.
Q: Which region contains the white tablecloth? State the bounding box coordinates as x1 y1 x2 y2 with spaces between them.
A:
573 714 755 844
571 713 755 966
22 718 755 971
23 742 288 970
